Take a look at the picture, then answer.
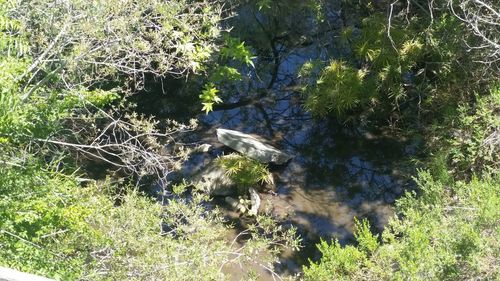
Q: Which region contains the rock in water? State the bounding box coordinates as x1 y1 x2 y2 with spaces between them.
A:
191 159 236 196
216 128 292 165
248 187 261 216
225 196 247 213
194 143 212 153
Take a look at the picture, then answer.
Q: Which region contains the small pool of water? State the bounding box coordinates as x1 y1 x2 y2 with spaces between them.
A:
134 3 418 278
172 92 415 277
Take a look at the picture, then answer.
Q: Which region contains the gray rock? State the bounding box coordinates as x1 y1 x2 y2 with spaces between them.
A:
248 187 261 216
191 159 236 196
194 143 212 153
225 196 247 213
216 128 292 165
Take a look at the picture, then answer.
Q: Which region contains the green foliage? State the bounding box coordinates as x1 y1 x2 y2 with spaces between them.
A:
85 191 231 281
199 36 255 113
217 153 272 187
199 83 222 114
0 59 74 144
0 58 115 145
304 240 367 280
0 3 299 280
0 155 298 280
256 0 272 11
304 218 378 280
220 36 255 68
171 179 189 195
0 0 28 56
2 0 499 280
301 13 425 118
74 88 119 107
300 5 488 123
0 3 32 142
0 57 28 140
303 60 373 117
306 58 499 279
15 0 223 90
0 158 102 279
353 218 379 255
426 151 454 185
304 171 500 280
0 2 104 145
210 65 243 83
251 0 323 22
306 1 326 23
445 83 500 177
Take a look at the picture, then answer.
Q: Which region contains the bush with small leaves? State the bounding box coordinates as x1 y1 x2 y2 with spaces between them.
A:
304 171 499 280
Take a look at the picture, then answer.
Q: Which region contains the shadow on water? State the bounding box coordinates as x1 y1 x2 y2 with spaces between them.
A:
192 100 414 278
132 2 419 279
138 90 416 278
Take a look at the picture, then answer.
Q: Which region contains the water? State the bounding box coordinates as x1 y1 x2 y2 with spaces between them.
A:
139 87 415 279
133 2 417 278
174 93 414 278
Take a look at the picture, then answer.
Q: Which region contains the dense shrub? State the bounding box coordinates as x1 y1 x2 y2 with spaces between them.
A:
0 154 298 280
0 158 97 279
300 1 495 123
304 171 499 280
0 1 298 280
446 84 500 178
14 0 223 90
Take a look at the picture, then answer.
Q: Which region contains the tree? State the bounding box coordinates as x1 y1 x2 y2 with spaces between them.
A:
13 0 223 97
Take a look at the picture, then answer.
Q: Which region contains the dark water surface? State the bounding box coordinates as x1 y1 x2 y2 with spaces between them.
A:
134 3 417 279
178 93 414 279
140 87 415 279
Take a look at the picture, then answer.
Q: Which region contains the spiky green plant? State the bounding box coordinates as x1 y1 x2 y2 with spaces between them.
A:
217 153 273 187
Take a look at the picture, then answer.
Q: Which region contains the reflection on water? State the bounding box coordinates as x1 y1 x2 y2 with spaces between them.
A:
165 73 415 277
185 92 414 277
135 2 418 279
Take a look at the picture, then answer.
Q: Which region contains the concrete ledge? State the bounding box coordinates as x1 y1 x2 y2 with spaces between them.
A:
0 267 55 281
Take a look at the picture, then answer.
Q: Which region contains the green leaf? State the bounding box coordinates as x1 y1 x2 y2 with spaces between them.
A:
201 102 214 114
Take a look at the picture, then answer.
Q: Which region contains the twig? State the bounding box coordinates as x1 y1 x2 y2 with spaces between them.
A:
388 1 400 52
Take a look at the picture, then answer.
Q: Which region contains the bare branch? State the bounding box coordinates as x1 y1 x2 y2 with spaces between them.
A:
35 104 197 185
449 0 500 65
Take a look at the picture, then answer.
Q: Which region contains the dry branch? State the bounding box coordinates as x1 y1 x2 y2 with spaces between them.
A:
35 104 196 185
449 0 500 65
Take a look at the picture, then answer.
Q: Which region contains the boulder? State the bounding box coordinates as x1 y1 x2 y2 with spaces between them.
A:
191 159 236 196
225 196 247 213
216 128 292 165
